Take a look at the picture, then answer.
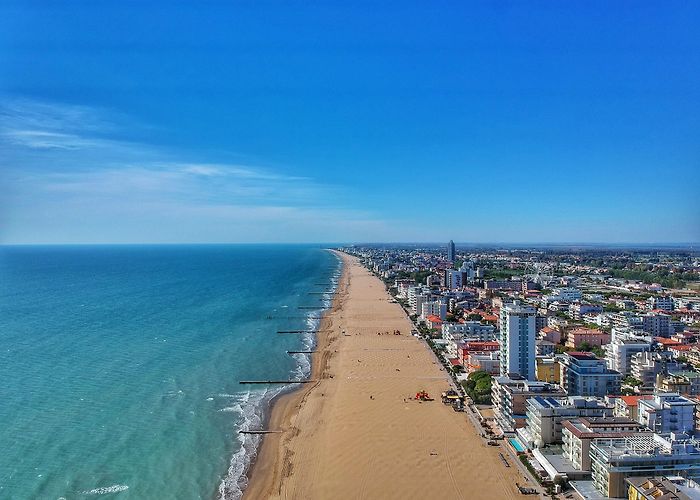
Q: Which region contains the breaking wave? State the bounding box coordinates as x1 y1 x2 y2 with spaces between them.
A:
217 253 341 499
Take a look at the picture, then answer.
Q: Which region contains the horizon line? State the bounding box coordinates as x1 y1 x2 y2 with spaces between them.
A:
1 241 699 248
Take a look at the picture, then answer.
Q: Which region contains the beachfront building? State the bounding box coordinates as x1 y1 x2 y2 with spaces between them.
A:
394 278 415 299
456 341 499 362
517 396 613 449
443 323 495 358
424 315 443 330
466 351 500 375
441 321 496 342
420 300 447 321
408 286 432 315
491 376 566 433
499 302 536 380
562 417 649 473
559 352 622 397
590 435 700 498
637 393 696 435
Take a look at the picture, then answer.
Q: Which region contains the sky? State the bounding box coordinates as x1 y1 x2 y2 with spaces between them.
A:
1 1 699 244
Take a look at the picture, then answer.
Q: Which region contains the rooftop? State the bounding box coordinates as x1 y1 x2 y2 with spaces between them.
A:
619 395 654 407
562 417 645 439
567 351 598 360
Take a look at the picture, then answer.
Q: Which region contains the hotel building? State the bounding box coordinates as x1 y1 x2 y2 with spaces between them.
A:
500 302 537 380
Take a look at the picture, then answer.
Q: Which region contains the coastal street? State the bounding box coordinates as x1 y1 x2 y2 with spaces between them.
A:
244 252 525 499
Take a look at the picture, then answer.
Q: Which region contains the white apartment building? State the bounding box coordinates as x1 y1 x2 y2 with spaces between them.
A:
421 300 446 321
517 396 613 449
606 329 652 376
544 287 582 304
676 298 700 311
407 286 431 315
441 321 496 342
562 417 647 473
500 302 537 380
647 295 675 312
642 313 672 337
444 261 475 290
394 279 415 299
467 351 500 375
637 393 696 435
590 435 700 498
610 312 643 331
630 351 679 391
445 269 464 290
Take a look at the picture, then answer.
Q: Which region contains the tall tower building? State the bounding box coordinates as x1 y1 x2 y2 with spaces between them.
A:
499 302 536 380
447 240 456 262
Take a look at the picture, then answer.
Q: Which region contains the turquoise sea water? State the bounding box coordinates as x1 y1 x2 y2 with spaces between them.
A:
0 245 340 499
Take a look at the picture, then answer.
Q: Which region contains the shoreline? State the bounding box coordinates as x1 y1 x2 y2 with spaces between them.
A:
239 249 348 498
243 250 524 499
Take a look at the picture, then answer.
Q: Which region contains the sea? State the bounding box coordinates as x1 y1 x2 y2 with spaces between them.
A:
0 244 341 499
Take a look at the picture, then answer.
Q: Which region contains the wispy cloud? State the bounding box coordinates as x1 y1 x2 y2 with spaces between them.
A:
176 163 310 182
0 98 115 135
2 129 106 150
0 97 385 243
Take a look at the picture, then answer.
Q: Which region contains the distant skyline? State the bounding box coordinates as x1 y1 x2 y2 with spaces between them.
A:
1 1 699 244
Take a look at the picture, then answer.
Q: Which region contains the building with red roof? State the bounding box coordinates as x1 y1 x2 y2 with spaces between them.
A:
614 395 654 420
656 337 682 347
539 326 561 344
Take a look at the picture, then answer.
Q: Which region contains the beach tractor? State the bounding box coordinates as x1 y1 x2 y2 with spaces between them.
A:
441 389 459 404
415 390 433 401
441 389 465 411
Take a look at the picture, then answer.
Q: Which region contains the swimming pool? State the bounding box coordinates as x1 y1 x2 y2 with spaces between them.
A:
509 438 526 453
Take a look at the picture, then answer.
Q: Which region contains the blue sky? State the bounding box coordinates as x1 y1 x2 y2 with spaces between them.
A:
1 1 698 244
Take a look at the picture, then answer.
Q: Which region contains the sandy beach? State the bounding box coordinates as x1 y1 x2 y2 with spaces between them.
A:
244 251 523 499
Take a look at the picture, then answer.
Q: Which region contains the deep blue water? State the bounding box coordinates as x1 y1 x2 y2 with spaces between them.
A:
0 245 339 499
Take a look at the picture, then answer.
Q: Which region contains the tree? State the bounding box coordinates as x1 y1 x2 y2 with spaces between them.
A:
622 376 643 387
461 370 493 404
591 346 606 358
576 342 606 358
